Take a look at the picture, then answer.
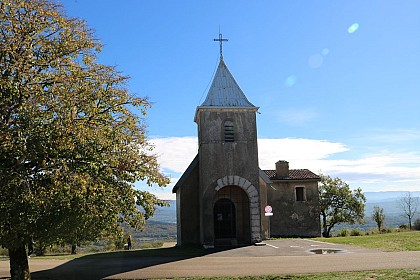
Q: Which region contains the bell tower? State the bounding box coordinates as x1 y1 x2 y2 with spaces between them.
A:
194 35 262 246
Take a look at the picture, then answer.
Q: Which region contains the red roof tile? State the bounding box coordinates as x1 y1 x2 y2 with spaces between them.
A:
263 169 320 181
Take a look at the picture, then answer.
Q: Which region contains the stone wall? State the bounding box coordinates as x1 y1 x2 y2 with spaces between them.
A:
176 163 200 245
267 180 321 237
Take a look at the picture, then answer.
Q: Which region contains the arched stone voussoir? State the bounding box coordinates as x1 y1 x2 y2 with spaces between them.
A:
215 175 258 194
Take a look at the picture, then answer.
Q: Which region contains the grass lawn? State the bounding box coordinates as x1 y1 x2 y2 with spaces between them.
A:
2 232 419 279
168 269 420 280
313 231 420 251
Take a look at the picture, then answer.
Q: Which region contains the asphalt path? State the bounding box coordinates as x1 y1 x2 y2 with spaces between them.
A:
1 239 419 279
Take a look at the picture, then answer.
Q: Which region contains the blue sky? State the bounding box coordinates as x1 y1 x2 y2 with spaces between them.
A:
60 0 420 198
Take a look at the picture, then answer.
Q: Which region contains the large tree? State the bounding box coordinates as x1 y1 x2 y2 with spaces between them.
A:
0 0 169 279
318 174 366 237
399 192 419 230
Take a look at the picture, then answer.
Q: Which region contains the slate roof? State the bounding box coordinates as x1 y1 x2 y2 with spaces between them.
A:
200 59 256 108
263 169 320 181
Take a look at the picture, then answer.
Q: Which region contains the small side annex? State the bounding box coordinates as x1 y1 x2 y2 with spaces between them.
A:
261 160 321 238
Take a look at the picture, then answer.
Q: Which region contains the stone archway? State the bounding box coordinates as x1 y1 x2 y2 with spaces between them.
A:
214 175 261 243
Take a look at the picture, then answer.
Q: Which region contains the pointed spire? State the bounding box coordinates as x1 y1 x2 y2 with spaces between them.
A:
200 59 256 108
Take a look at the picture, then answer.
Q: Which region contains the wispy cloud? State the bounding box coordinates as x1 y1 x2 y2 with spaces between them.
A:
363 129 420 144
143 136 420 198
271 108 319 126
150 137 198 173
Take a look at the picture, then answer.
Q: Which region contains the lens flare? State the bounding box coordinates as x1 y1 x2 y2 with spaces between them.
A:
308 54 323 69
285 75 297 87
348 23 359 34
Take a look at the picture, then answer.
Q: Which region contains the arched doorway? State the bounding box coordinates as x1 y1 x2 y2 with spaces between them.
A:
213 185 251 245
214 198 236 239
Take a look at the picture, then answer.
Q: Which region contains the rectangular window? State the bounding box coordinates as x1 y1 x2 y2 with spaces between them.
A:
296 187 305 201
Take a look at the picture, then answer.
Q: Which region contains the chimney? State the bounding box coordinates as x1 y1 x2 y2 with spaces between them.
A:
275 160 289 178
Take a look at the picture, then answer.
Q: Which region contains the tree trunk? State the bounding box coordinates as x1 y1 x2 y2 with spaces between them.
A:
71 244 76 254
326 227 332 238
321 213 328 237
8 243 30 280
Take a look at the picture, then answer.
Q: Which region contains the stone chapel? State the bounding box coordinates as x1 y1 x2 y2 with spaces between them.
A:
173 43 321 248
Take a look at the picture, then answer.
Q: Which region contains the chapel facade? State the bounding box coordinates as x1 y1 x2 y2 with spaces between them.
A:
173 49 321 247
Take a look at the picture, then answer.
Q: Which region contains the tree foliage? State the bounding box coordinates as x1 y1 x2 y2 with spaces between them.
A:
318 174 366 237
0 0 169 278
399 192 419 230
372 205 385 232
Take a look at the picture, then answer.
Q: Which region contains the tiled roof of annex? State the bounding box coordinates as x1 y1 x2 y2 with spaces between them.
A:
263 169 320 181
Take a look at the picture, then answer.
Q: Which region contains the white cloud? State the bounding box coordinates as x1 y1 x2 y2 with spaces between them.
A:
320 152 420 191
145 136 420 196
150 137 198 173
258 138 348 170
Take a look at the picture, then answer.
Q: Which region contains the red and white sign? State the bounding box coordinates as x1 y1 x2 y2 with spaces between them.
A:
265 205 272 213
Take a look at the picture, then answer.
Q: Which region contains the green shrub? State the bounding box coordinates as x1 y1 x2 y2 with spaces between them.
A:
399 224 408 230
350 228 363 236
381 227 393 234
336 228 349 237
414 219 420 231
0 247 8 257
140 241 163 249
366 228 380 235
151 241 164 248
141 242 153 249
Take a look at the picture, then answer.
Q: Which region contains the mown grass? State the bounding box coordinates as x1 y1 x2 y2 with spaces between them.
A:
313 231 420 251
165 269 420 280
3 231 418 261
2 233 419 279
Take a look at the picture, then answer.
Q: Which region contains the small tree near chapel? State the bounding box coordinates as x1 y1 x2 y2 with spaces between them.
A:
372 206 385 232
318 174 366 237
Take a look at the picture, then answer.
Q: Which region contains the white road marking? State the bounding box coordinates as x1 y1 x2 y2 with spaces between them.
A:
265 243 279 249
303 239 337 246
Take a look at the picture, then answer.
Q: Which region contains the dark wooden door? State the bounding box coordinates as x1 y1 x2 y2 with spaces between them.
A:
214 199 236 238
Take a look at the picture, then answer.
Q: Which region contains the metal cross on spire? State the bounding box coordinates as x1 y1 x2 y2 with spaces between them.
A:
213 32 228 60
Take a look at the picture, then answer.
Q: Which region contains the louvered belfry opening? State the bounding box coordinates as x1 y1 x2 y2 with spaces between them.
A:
214 185 250 246
224 120 234 142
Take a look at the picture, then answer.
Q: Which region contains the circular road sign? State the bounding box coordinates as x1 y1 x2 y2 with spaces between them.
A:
265 205 272 213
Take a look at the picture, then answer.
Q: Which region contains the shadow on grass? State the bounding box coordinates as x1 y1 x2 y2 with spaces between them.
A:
30 245 234 280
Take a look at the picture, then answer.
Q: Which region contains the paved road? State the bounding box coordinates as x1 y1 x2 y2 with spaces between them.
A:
1 239 419 279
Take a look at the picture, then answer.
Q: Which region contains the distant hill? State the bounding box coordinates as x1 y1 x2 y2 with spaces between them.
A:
148 200 176 223
336 191 420 231
364 191 420 216
146 192 420 234
364 191 420 203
